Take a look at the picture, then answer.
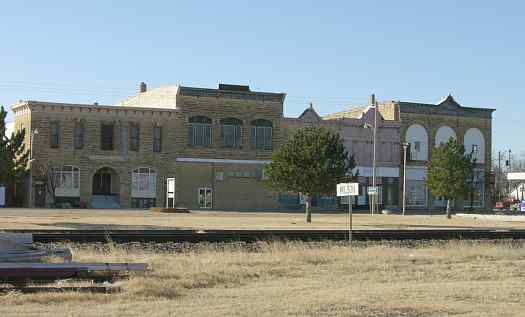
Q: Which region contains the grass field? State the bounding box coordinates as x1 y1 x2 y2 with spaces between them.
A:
1 208 524 230
2 240 525 316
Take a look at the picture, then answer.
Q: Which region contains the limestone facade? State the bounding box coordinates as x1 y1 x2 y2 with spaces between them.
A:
12 84 494 211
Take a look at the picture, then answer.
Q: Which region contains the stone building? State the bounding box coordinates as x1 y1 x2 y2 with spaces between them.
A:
12 83 285 210
12 82 493 211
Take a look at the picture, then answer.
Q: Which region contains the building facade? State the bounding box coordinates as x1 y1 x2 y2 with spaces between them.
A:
12 83 493 211
381 95 495 210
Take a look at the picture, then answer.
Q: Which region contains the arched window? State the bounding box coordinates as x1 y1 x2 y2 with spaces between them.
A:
220 118 242 148
251 119 272 151
464 128 485 163
188 116 212 146
405 124 428 161
132 167 157 195
435 126 457 147
53 165 80 197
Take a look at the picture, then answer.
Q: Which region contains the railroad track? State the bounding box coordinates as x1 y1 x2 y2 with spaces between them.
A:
3 229 525 243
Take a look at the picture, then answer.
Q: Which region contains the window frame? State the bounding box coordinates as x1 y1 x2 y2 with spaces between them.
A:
250 119 273 151
129 122 140 152
73 120 84 150
220 118 242 148
100 123 114 151
188 116 212 147
153 126 162 153
50 121 60 148
131 167 157 198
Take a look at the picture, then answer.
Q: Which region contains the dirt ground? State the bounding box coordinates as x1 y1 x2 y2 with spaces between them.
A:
1 240 525 316
0 208 524 230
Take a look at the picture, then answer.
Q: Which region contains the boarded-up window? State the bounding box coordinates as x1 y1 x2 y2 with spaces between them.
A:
100 123 114 151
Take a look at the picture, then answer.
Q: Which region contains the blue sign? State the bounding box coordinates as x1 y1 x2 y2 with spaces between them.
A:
521 201 525 212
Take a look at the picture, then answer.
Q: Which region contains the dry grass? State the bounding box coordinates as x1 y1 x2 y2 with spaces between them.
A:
2 240 525 316
1 208 525 230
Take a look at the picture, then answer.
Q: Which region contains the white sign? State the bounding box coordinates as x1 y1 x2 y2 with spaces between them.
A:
0 186 5 207
508 173 525 181
166 178 175 208
367 186 380 195
337 183 359 197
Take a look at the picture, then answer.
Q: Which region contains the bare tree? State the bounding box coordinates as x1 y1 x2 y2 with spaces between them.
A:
33 161 59 208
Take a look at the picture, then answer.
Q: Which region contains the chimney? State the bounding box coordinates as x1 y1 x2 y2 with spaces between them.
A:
369 94 376 106
139 82 147 93
93 102 99 106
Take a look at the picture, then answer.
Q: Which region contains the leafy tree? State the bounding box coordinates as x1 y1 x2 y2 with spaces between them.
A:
264 127 355 223
427 138 474 218
0 106 29 206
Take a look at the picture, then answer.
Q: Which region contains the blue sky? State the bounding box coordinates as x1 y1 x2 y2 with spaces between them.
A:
1 1 523 157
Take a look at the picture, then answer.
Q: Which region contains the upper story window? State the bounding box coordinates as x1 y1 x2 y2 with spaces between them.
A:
220 118 242 148
50 121 60 148
101 123 114 151
73 120 84 150
129 123 140 152
250 119 272 151
153 126 162 153
188 116 212 147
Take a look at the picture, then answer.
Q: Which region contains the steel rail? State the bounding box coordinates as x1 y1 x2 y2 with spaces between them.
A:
2 229 525 243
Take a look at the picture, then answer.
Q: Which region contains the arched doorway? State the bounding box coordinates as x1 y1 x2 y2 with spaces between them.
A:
91 167 120 208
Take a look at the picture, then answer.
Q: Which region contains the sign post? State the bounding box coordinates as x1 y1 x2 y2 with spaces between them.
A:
337 183 359 246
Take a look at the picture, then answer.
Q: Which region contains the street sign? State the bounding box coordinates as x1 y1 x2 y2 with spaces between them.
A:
337 183 359 197
367 186 380 195
337 183 359 247
521 201 525 212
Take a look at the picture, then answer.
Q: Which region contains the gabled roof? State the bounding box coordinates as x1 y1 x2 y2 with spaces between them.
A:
396 94 495 119
298 103 321 122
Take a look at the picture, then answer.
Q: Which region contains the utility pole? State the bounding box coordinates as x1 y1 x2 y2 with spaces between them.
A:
402 142 409 216
372 94 378 214
498 151 501 201
508 149 512 199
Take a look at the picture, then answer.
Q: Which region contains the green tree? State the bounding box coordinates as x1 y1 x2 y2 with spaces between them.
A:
0 106 29 206
427 138 474 218
264 127 355 223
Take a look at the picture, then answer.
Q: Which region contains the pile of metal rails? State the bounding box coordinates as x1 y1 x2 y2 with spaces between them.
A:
0 233 147 293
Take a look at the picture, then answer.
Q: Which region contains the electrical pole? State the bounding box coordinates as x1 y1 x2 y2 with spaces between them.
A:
372 94 378 214
509 149 512 200
402 142 409 216
498 151 501 201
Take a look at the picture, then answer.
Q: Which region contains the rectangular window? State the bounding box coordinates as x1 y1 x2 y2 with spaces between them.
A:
100 123 114 151
153 126 162 152
407 180 427 207
188 123 211 146
251 126 272 151
74 121 84 149
129 123 140 152
50 121 60 148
